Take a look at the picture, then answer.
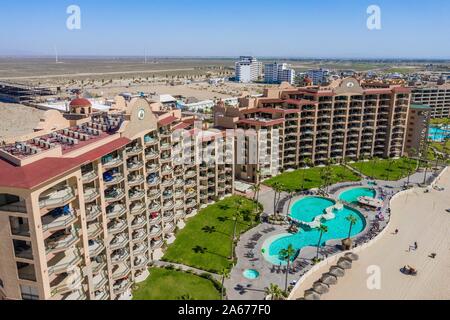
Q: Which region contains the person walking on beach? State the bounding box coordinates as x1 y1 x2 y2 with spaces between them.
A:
414 242 418 250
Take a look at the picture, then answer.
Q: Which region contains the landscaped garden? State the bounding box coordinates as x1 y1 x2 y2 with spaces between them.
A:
349 157 418 180
263 165 360 191
162 195 260 273
132 267 221 300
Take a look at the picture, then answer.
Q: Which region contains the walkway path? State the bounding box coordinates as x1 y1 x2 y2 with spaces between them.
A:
153 261 221 281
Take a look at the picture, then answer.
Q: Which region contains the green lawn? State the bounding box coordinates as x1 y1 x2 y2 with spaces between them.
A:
430 118 450 126
349 158 418 181
162 196 259 273
133 267 220 300
263 165 361 191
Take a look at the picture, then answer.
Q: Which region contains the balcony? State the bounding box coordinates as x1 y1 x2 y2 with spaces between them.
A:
103 173 125 187
149 226 162 237
129 189 145 201
146 164 159 173
149 202 161 212
133 243 148 255
84 188 100 203
91 257 107 274
60 289 86 301
131 216 147 229
149 215 162 226
102 157 123 170
94 290 109 300
46 230 79 255
160 143 171 151
161 179 174 188
87 222 102 239
82 171 98 184
108 220 127 235
130 202 146 215
39 186 75 209
104 188 125 203
111 249 130 264
48 249 82 275
113 279 132 295
163 201 175 211
174 200 184 209
175 210 185 219
186 200 197 208
86 205 102 222
51 270 84 296
127 161 144 172
126 145 143 157
88 240 105 257
93 272 108 291
145 151 159 160
164 222 176 234
185 170 196 178
42 208 77 233
132 230 147 243
174 179 184 187
150 239 164 250
112 263 131 280
144 135 158 146
133 255 149 269
109 233 129 250
147 176 160 187
147 189 161 200
106 204 126 219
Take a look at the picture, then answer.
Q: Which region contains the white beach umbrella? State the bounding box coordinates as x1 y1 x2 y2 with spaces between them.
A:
344 252 359 261
329 266 345 277
320 274 338 285
304 290 321 300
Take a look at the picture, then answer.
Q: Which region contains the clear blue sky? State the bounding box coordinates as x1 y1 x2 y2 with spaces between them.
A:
0 0 449 58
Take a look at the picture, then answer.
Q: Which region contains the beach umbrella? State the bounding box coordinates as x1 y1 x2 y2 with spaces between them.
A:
337 258 352 270
312 282 330 294
304 290 321 300
329 266 345 277
320 274 338 285
344 252 359 261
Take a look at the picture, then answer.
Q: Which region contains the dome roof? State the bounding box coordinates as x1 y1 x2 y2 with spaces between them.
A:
70 98 92 108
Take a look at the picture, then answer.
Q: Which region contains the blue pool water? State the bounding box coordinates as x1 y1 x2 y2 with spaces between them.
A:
429 126 450 142
243 269 260 280
338 187 376 204
263 197 366 265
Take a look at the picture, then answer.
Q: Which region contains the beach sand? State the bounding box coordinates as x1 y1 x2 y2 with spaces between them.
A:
290 168 450 300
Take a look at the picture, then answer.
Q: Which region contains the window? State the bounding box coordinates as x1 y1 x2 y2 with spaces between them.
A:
20 285 39 300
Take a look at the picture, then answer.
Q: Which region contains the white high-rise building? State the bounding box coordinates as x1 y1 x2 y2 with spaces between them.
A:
235 56 262 83
307 68 330 85
264 62 296 84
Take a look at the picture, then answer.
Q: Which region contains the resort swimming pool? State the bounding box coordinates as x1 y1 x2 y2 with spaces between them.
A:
242 269 260 280
263 197 366 265
338 187 376 204
429 126 450 142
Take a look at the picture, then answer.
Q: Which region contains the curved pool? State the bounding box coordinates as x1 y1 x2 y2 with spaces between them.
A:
243 269 260 280
338 187 376 204
263 196 366 265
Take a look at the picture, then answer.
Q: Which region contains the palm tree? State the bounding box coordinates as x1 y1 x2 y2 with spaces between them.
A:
371 157 379 179
346 214 358 239
315 224 329 261
230 199 244 260
178 293 194 300
386 159 395 181
271 181 283 216
406 147 417 186
265 283 284 300
219 269 230 300
279 244 297 292
250 183 261 213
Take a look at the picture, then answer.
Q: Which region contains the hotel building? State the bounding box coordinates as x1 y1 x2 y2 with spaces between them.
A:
0 97 234 300
235 56 263 83
214 78 413 182
264 62 296 85
411 83 450 118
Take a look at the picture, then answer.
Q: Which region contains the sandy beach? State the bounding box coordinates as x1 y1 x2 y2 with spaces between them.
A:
290 168 450 300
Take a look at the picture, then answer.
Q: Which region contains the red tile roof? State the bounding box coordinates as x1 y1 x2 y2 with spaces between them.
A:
0 137 130 189
70 98 92 107
237 118 285 127
158 116 178 126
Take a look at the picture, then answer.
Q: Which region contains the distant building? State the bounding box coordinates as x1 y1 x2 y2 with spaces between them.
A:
264 62 296 85
412 83 450 118
306 68 330 85
235 56 262 83
405 104 432 157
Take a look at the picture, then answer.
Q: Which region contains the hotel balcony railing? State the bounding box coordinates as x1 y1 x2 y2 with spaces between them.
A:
94 290 109 301
42 209 77 233
149 203 161 212
149 226 162 237
104 189 125 203
39 187 76 209
175 210 185 219
164 223 176 234
107 204 126 219
91 258 107 274
112 263 131 280
160 143 171 151
147 190 161 200
108 220 128 235
93 272 108 291
174 179 185 187
129 190 145 201
104 174 125 187
109 233 129 251
48 249 82 275
146 163 159 173
133 243 148 255
127 161 144 172
147 178 160 187
163 212 174 222
132 230 147 243
162 192 173 200
87 222 102 239
131 216 147 230
46 230 79 255
130 203 146 216
102 157 123 170
59 289 86 301
128 175 145 186
86 205 102 222
133 255 149 269
151 239 164 250
82 171 98 184
84 188 100 203
126 146 143 156
51 270 84 296
88 241 105 257
174 200 184 209
185 170 196 179
145 151 159 160
149 215 162 225
161 180 174 188
113 279 132 295
145 136 158 146
111 250 130 264
174 190 184 199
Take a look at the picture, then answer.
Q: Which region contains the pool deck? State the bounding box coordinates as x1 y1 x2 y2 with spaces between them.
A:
291 167 450 300
226 167 446 300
